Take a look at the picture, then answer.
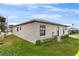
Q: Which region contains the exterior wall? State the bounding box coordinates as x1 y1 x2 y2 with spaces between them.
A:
13 22 69 43
13 23 37 43
34 22 69 40
63 27 69 35
34 23 58 40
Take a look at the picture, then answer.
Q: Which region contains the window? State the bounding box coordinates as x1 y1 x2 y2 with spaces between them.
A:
57 30 59 36
57 26 59 36
40 25 46 36
16 26 22 32
65 27 67 30
17 27 19 32
20 26 21 30
63 30 64 34
63 27 65 35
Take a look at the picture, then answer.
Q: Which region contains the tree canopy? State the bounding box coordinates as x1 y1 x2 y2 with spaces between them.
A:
0 16 6 32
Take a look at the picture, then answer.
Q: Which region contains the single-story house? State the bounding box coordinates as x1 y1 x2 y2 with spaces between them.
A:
8 25 14 32
12 19 69 44
68 27 79 34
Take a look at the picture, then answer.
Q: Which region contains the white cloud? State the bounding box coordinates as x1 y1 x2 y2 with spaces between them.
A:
48 6 79 14
40 5 67 12
70 9 79 14
9 22 19 25
42 5 79 14
61 23 72 26
30 14 62 19
28 5 38 8
0 0 56 5
0 0 78 5
27 5 39 10
51 8 67 12
8 15 20 19
43 5 54 8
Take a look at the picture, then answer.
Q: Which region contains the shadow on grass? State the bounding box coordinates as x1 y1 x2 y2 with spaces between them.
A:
60 36 79 56
38 36 79 56
1 35 79 56
75 50 79 56
15 35 79 56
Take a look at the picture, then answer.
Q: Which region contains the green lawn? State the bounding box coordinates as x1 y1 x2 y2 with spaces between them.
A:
0 34 79 56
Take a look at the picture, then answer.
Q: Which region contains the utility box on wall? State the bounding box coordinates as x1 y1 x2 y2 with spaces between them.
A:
56 36 61 42
54 35 61 42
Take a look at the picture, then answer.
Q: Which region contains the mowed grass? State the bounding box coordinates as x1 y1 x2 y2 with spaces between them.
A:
0 34 79 56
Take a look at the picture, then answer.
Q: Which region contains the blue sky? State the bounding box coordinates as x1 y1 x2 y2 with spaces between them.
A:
0 3 79 28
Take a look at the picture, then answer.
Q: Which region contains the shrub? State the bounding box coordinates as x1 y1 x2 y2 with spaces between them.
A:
35 40 41 45
43 38 53 43
61 35 69 39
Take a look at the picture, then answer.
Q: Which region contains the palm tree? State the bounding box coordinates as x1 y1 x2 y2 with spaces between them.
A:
72 24 74 27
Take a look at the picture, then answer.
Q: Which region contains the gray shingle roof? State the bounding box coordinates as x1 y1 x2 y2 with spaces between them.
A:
14 19 69 27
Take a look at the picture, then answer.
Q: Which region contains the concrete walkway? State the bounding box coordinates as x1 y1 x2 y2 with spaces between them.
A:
6 32 12 35
0 32 4 40
0 32 12 40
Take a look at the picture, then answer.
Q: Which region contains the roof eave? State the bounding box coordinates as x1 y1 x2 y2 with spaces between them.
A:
13 20 70 27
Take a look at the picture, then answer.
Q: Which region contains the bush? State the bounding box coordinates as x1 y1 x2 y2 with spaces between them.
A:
64 35 69 37
43 38 53 43
61 35 69 39
35 40 41 45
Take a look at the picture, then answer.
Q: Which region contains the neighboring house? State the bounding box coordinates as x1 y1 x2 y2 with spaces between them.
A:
12 19 69 44
8 25 14 32
0 29 1 34
68 27 79 34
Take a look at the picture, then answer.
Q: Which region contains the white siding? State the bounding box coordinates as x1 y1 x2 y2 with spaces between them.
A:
13 23 37 43
34 22 68 40
13 22 69 43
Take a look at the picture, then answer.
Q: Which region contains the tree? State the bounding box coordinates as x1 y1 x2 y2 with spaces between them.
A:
0 16 6 32
0 22 6 32
0 16 6 44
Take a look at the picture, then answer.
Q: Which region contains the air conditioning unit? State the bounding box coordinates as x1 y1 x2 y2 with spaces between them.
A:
54 35 61 42
56 36 61 41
